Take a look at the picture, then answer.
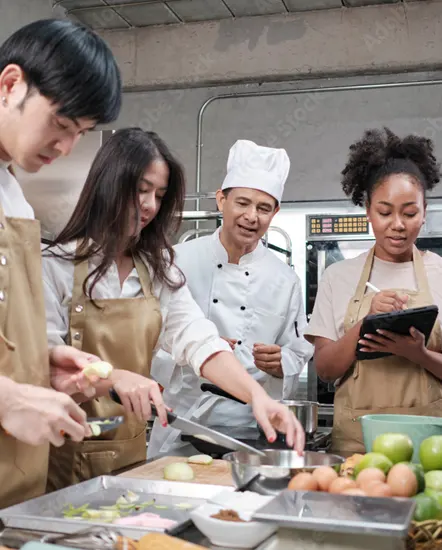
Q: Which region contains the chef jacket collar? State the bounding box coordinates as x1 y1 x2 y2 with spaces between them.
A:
212 227 266 266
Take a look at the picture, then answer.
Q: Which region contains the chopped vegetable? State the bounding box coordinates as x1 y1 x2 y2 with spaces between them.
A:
154 505 168 510
88 422 101 437
82 509 121 522
163 462 195 481
188 454 213 465
83 361 113 380
175 503 193 510
116 490 140 505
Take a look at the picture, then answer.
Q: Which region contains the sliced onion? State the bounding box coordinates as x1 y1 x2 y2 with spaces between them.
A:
188 454 213 465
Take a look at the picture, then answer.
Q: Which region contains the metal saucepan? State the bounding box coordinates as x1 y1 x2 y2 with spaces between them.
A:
224 449 344 496
256 400 319 437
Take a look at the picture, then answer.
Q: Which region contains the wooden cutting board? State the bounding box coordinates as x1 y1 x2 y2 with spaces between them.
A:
118 456 234 486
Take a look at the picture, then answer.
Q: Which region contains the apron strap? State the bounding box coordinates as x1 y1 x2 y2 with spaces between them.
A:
69 240 89 350
0 202 15 350
343 247 375 331
133 254 153 298
413 245 433 300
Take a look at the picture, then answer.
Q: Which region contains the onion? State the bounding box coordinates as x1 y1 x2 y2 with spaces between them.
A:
188 454 213 465
163 462 195 481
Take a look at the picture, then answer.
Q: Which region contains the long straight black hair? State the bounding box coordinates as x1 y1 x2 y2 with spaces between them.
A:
45 128 185 298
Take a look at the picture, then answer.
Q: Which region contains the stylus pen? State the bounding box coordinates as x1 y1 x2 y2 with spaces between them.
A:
366 281 381 293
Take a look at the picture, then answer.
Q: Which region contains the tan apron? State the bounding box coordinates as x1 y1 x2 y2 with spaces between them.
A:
47 252 162 490
332 246 442 457
0 203 50 508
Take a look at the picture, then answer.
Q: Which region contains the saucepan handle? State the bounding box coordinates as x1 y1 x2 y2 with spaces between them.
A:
200 383 247 405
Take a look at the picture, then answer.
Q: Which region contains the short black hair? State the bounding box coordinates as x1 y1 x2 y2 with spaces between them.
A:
0 19 121 124
341 127 441 206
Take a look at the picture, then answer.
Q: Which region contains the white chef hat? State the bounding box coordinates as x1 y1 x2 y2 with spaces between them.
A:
221 140 290 203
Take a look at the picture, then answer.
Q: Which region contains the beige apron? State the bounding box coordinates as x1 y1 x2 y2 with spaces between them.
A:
0 203 50 508
47 252 162 490
332 246 442 457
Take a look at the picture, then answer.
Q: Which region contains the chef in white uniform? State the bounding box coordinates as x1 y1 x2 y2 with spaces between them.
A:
149 139 313 458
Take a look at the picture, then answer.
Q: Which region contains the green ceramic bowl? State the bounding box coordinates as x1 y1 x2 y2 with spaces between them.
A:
360 414 442 463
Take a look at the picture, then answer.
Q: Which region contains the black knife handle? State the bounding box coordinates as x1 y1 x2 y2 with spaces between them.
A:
200 383 247 405
108 388 177 424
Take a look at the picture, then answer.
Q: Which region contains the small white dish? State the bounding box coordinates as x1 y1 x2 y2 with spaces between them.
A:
190 504 277 549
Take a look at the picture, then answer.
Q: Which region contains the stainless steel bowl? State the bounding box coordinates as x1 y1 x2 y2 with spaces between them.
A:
224 450 344 496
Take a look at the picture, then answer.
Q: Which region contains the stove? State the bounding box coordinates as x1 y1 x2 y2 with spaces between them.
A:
181 427 332 458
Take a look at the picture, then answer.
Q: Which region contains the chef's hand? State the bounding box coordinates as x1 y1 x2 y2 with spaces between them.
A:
110 370 169 426
50 345 101 398
369 291 408 314
253 343 283 378
251 387 305 454
358 327 426 363
221 337 237 350
0 376 91 447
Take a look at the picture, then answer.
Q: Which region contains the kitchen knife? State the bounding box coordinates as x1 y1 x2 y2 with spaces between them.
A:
86 416 124 437
109 389 266 457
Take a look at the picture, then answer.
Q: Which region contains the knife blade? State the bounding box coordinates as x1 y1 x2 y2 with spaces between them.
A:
109 389 266 457
86 416 124 437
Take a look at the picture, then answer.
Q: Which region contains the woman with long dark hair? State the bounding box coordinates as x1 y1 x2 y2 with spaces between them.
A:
42 128 304 489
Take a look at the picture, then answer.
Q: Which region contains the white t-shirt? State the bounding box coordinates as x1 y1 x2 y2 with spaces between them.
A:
305 250 442 343
0 162 34 219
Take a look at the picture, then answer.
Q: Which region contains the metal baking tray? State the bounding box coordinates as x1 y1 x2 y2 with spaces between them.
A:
1 476 233 541
253 490 415 537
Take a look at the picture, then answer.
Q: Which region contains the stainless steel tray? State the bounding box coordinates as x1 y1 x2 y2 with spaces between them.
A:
1 476 233 541
253 490 415 537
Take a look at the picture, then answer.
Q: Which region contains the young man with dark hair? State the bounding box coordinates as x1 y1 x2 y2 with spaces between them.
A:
0 18 122 507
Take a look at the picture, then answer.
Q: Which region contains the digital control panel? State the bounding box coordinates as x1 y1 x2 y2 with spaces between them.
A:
309 215 369 236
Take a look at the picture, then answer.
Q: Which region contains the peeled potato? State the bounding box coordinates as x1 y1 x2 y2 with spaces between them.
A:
356 468 386 490
312 466 339 491
329 477 357 494
288 473 319 492
83 361 113 380
364 481 393 498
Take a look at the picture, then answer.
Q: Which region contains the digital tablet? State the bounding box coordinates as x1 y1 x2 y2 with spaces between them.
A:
356 305 439 361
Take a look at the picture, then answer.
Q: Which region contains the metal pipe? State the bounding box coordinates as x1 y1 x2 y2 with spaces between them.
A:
195 78 442 203
265 226 293 265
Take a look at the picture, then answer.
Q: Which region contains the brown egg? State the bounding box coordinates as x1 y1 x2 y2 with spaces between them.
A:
365 481 394 498
312 466 339 491
386 464 418 498
328 477 357 494
356 468 386 490
342 488 367 496
288 473 319 492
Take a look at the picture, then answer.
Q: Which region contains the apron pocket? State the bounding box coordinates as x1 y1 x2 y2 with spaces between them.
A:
80 450 117 479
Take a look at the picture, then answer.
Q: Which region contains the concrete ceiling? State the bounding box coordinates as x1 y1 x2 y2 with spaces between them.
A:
53 0 403 29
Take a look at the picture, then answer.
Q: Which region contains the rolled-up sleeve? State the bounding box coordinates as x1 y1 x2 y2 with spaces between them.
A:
157 270 232 376
41 253 71 348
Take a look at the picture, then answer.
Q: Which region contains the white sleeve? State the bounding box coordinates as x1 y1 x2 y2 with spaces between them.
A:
157 270 232 376
304 268 338 343
277 276 314 399
41 255 70 348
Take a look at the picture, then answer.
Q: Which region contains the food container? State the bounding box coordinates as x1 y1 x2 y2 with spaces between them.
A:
224 450 344 496
360 414 442 462
190 504 276 548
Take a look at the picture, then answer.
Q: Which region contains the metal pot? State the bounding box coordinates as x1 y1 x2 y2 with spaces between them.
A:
280 400 319 435
224 449 344 496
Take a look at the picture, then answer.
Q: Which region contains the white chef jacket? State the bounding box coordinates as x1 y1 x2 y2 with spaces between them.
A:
148 228 313 458
42 241 232 376
0 162 34 219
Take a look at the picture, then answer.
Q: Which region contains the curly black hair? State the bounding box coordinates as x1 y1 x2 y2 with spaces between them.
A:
341 127 441 206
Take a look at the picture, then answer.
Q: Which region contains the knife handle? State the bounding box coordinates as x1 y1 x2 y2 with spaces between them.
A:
200 383 247 405
108 388 177 424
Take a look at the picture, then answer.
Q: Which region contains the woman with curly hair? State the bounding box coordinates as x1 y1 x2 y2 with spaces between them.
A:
305 127 442 456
